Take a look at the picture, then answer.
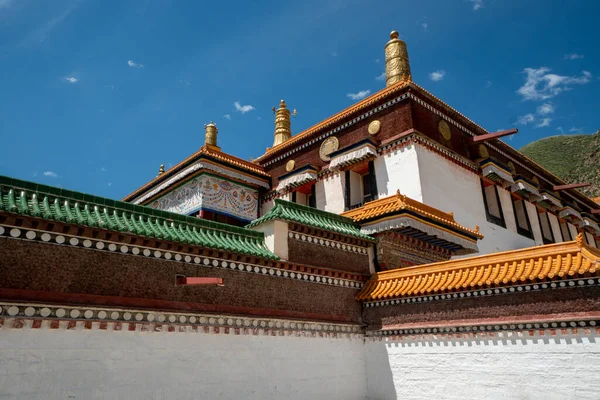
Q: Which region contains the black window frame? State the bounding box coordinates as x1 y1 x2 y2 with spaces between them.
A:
537 211 555 244
512 197 534 239
481 180 506 228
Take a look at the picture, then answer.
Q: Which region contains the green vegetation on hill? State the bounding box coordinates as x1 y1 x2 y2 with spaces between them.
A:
520 132 600 198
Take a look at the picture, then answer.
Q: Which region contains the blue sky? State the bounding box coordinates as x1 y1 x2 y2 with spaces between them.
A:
1 0 598 198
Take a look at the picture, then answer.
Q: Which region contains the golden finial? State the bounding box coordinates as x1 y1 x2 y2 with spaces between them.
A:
203 121 220 150
576 232 584 247
273 99 295 147
475 226 480 234
158 164 165 176
384 30 411 86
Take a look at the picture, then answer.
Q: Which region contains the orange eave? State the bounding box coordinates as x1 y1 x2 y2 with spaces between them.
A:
342 191 483 240
123 145 270 202
356 234 600 302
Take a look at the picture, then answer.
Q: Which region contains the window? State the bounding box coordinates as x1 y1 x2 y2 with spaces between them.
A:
560 221 572 241
512 198 533 239
292 184 316 208
481 180 505 227
345 161 377 210
538 211 555 244
308 184 316 208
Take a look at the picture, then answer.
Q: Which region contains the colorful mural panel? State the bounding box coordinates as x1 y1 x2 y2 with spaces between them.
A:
149 175 259 221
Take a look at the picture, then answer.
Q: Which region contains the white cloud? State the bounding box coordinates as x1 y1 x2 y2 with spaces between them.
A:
564 53 583 60
421 22 428 31
347 90 371 100
535 118 552 128
375 59 380 63
224 114 231 120
376 72 386 81
127 60 144 68
556 126 564 133
516 114 535 125
484 80 492 88
0 0 14 9
536 103 554 115
100 167 106 172
429 70 446 82
517 67 592 101
43 171 58 178
108 182 112 187
470 0 483 10
569 127 584 133
64 76 78 84
331 51 338 57
234 102 255 114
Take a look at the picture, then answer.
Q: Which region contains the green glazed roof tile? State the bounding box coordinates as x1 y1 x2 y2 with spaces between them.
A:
0 175 277 260
246 199 374 242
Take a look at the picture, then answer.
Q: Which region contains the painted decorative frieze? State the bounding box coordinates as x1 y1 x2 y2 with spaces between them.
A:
149 174 259 221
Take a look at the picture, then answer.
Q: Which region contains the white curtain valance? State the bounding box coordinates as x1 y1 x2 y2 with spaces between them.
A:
276 172 318 192
583 217 600 233
329 146 377 171
510 181 541 200
360 216 479 254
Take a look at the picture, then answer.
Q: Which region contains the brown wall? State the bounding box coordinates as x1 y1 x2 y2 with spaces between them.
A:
363 286 600 329
0 238 362 323
287 237 371 274
264 102 413 187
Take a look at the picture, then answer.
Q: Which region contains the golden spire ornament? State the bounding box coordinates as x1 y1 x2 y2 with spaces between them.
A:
203 121 220 150
384 30 412 86
158 164 165 176
272 99 296 147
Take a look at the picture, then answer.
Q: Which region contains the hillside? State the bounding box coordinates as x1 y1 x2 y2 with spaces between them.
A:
520 132 600 198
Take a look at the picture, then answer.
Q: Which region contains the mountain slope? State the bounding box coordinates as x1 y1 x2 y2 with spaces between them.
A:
520 132 600 198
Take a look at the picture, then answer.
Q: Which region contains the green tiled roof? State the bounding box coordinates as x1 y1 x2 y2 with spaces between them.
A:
247 199 374 241
0 175 277 260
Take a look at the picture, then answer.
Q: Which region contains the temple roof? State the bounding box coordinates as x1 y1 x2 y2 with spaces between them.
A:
0 175 277 259
342 191 482 254
356 235 600 302
123 144 270 203
246 199 374 242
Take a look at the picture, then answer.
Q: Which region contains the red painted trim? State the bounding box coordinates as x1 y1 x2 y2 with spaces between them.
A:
0 288 358 324
371 311 600 332
553 183 591 191
176 276 224 286
471 128 518 143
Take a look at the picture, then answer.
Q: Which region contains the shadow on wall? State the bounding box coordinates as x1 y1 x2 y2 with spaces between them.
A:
365 342 397 400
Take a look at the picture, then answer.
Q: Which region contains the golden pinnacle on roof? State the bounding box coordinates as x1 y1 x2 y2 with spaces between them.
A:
385 30 411 86
272 99 297 147
158 164 165 176
203 121 220 150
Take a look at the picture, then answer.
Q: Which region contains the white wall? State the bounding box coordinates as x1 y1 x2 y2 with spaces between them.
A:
349 171 363 207
317 173 346 214
366 331 600 400
375 144 423 201
0 328 367 400
415 146 536 255
249 219 289 260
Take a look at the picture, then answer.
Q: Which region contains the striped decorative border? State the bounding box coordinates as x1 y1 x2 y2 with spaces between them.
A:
363 277 600 307
288 231 369 255
0 225 364 290
0 302 362 339
366 324 600 341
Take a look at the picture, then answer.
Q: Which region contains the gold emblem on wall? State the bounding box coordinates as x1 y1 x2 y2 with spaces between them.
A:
319 136 339 161
438 120 452 141
285 160 295 172
478 144 489 159
368 120 381 135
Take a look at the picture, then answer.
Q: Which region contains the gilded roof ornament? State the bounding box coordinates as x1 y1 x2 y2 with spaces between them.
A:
158 164 165 176
272 99 296 147
384 30 412 87
204 121 220 150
